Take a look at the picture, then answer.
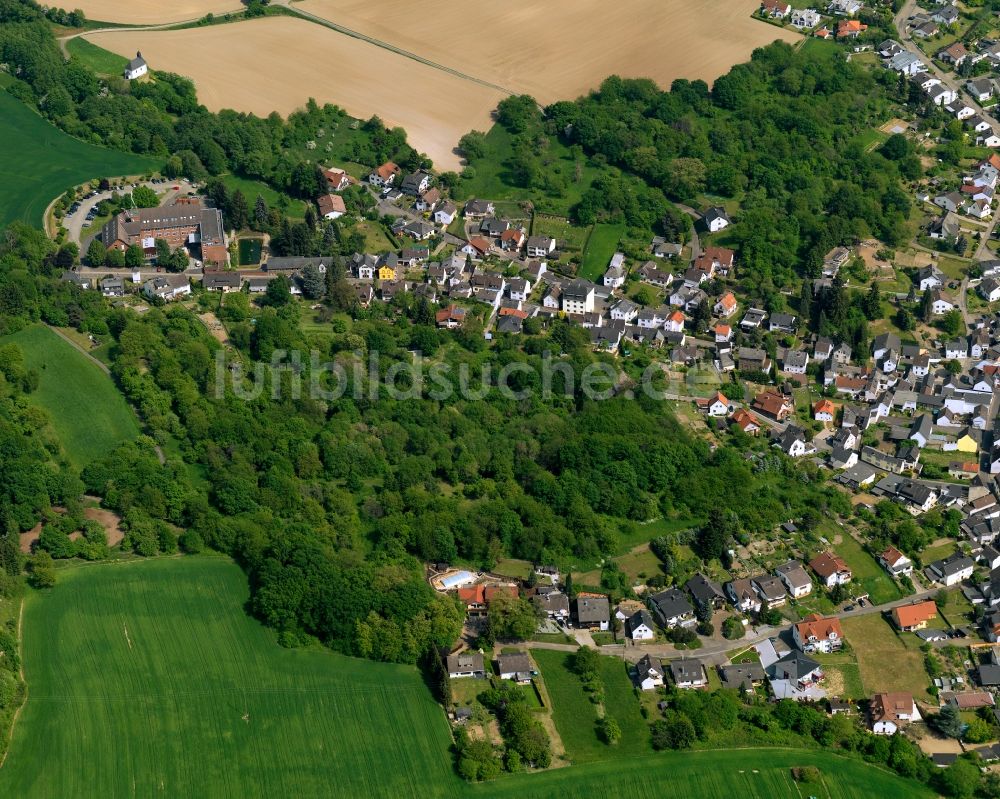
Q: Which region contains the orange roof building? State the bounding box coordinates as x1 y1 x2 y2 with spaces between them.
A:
891 600 937 631
813 399 836 420
793 613 844 653
729 408 760 435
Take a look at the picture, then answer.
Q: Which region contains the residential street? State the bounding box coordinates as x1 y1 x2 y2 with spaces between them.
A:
895 0 1000 131
522 582 940 669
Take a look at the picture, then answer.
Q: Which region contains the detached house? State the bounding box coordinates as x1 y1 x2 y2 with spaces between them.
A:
525 236 556 258
793 614 844 653
726 578 763 614
714 291 738 318
649 588 695 628
891 600 937 631
879 545 913 577
870 692 919 735
446 651 486 679
809 551 852 587
626 610 656 641
368 161 401 187
926 552 975 586
635 654 665 691
703 206 730 232
776 560 813 598
669 659 708 689
574 594 611 631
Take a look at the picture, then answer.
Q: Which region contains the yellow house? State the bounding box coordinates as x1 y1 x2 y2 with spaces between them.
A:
955 433 978 453
377 264 397 281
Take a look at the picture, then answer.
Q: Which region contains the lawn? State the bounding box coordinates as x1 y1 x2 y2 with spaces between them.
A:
842 614 932 701
219 172 307 219
579 223 625 281
832 532 903 605
0 89 157 227
65 37 128 74
0 324 139 468
531 214 591 254
2 559 934 799
532 649 648 763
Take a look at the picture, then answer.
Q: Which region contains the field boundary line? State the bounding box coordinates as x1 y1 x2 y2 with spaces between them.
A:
283 6 516 95
0 597 27 771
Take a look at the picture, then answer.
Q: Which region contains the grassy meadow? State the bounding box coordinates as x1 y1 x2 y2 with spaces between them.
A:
65 37 128 75
579 223 625 281
0 88 157 228
0 558 936 799
0 324 139 467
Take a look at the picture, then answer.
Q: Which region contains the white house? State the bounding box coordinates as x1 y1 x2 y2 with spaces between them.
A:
871 693 920 735
626 610 656 641
123 51 147 80
790 7 821 28
793 614 844 654
703 206 730 232
142 275 190 302
775 561 812 599
669 659 708 689
317 194 346 220
664 310 685 333
603 252 626 288
562 280 596 315
434 202 457 226
635 654 665 691
525 236 556 258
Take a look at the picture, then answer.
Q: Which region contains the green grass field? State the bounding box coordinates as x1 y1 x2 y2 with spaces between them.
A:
0 90 157 228
0 557 459 799
470 748 933 799
0 324 139 467
1 558 935 798
219 173 307 219
842 614 931 701
65 37 128 75
532 649 649 762
832 534 902 605
579 223 625 281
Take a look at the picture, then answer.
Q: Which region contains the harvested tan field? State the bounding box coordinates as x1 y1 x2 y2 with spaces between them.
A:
88 17 505 169
297 0 800 103
71 0 243 25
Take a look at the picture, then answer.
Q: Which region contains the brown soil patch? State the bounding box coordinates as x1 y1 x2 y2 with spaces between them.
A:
88 17 507 170
879 118 909 135
71 0 242 25
298 0 799 105
198 311 229 345
84 506 124 547
19 523 42 555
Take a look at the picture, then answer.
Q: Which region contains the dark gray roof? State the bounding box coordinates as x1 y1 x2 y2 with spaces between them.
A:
719 663 766 690
575 595 610 624
497 652 532 675
649 588 694 621
767 650 820 681
669 659 705 683
685 573 724 606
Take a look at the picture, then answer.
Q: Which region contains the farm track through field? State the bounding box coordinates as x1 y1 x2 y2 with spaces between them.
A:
281 5 515 95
